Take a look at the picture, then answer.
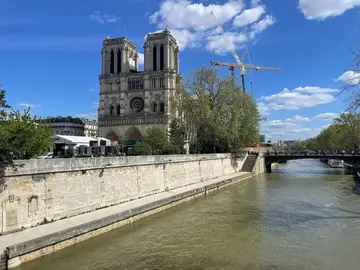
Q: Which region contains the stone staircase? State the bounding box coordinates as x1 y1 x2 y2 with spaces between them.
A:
241 155 258 172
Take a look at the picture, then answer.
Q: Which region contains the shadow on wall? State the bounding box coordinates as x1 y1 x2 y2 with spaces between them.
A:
230 151 247 170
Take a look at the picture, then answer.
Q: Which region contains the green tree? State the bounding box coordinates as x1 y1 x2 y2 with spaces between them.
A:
2 108 53 159
0 90 53 191
316 125 341 149
143 127 169 154
130 142 152 156
169 119 186 147
0 88 10 121
333 112 360 150
172 67 260 154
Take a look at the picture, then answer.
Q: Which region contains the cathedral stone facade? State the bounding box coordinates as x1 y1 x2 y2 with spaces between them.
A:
98 28 180 143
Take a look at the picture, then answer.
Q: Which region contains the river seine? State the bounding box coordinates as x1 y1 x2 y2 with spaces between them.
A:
16 159 360 270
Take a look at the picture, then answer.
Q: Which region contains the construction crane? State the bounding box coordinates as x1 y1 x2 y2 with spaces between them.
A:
210 60 281 93
209 11 281 93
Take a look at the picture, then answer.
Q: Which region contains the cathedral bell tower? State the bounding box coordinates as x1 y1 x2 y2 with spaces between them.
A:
98 29 180 144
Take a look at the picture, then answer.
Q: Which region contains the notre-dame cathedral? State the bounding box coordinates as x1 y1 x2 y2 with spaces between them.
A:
97 28 180 143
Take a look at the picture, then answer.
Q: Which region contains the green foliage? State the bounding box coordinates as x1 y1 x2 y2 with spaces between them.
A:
130 142 152 156
169 119 186 147
298 112 360 151
172 67 260 154
0 88 10 121
316 125 341 149
333 112 360 149
1 108 53 160
131 127 185 156
0 89 53 175
143 127 169 154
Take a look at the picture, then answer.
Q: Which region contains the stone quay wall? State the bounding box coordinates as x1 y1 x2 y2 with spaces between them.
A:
1 154 245 234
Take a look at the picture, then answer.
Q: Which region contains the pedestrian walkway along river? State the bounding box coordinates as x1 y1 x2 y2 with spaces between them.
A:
15 159 360 270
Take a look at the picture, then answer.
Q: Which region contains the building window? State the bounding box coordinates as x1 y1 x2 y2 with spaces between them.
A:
110 105 114 115
159 77 165 89
128 78 144 91
110 50 114 74
150 76 165 89
117 49 121 74
153 45 157 71
160 102 165 113
152 103 157 113
117 105 120 115
151 77 156 89
160 44 164 70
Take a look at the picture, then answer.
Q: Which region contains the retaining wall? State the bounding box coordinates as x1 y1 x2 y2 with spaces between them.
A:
1 154 244 234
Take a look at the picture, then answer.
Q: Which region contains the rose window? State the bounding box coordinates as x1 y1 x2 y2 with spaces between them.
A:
130 97 145 113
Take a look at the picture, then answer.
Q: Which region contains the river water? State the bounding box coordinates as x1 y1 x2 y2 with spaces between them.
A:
17 159 360 270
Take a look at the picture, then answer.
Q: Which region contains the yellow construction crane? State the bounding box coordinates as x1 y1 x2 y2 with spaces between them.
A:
209 11 281 93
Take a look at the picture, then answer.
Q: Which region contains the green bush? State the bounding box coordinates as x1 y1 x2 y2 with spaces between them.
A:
129 142 152 156
161 143 185 155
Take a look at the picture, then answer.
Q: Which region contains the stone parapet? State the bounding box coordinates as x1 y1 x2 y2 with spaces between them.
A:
1 153 241 236
7 154 231 176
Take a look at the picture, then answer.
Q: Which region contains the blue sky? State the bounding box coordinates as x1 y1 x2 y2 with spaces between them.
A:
0 0 359 141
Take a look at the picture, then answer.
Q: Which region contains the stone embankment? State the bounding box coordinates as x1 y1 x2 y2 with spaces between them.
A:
0 153 265 269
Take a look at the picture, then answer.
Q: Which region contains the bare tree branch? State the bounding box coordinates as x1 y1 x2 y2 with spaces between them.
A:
339 46 360 111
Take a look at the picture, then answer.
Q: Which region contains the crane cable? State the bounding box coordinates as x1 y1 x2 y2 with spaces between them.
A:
246 49 254 97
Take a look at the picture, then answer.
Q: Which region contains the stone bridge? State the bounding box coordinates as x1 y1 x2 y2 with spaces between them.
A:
264 153 360 173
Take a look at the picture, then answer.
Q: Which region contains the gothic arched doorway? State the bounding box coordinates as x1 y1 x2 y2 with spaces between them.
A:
124 126 142 141
105 130 119 141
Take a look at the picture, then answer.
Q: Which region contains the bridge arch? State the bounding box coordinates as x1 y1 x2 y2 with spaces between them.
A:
264 154 360 173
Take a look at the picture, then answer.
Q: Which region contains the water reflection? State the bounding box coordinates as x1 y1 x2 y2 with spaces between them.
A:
274 159 345 175
16 160 360 270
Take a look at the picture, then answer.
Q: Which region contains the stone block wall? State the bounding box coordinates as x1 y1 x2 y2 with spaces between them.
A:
252 156 266 175
1 154 244 234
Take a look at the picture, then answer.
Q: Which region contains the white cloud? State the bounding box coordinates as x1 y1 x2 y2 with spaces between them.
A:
262 119 298 130
18 103 39 109
298 0 360 20
89 11 120 24
145 29 198 50
293 86 338 93
169 29 198 50
335 70 360 85
259 86 337 112
286 115 311 122
149 0 275 54
233 5 266 27
314 112 338 120
257 102 271 115
150 0 245 31
260 111 340 141
261 118 323 141
92 101 99 108
249 15 275 39
138 53 144 65
206 31 247 55
74 112 98 120
251 0 261 7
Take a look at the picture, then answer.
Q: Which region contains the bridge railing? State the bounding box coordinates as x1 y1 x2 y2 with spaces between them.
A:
263 152 360 156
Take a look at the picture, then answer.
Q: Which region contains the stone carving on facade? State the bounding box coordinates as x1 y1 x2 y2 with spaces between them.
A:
98 29 179 140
